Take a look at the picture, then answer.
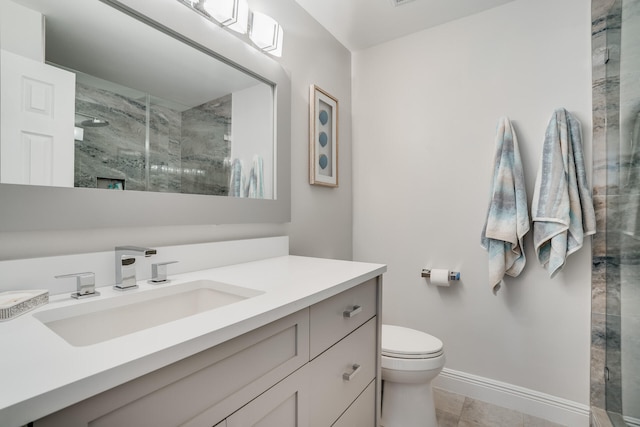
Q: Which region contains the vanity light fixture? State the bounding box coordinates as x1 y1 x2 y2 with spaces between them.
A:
202 0 249 34
178 0 284 57
249 11 284 57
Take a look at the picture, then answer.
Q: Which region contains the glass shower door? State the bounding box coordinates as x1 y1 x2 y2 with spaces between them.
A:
607 0 640 425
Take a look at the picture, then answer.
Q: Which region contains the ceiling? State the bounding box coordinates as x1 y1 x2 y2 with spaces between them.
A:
292 0 516 51
10 0 518 104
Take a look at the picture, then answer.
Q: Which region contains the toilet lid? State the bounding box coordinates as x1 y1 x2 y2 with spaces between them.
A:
382 324 444 358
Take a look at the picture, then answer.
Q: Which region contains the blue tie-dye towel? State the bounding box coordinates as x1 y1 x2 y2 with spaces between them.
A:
481 117 530 294
532 108 596 277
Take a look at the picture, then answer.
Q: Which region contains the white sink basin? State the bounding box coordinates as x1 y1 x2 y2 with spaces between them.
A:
34 280 263 346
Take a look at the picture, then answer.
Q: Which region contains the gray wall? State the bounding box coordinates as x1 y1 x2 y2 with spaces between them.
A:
353 0 592 407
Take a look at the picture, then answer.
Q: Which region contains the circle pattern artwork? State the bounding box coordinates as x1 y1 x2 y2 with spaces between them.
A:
319 154 328 170
319 132 328 147
319 110 329 125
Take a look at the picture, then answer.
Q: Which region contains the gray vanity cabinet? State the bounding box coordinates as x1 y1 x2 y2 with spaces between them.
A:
34 277 381 427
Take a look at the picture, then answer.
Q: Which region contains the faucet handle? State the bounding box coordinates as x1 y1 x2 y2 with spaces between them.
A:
55 272 100 299
149 261 178 284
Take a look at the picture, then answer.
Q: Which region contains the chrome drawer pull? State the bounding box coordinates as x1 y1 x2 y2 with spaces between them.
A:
343 364 361 381
343 305 362 318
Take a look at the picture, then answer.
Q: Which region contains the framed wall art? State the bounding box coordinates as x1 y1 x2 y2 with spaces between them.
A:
309 85 338 187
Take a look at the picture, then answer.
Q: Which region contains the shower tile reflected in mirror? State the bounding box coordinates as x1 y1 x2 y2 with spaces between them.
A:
180 94 232 196
71 71 232 196
74 80 148 191
148 101 183 193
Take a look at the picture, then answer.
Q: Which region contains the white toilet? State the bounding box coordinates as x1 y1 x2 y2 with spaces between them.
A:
381 324 446 427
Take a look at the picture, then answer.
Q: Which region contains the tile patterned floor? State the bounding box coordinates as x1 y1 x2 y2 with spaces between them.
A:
434 388 567 427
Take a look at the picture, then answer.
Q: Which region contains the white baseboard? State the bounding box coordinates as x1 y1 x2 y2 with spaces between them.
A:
433 368 590 427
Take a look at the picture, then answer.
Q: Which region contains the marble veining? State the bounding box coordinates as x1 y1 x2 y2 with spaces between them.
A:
591 0 620 421
75 82 147 190
592 312 607 410
180 94 232 196
73 81 231 195
148 103 183 193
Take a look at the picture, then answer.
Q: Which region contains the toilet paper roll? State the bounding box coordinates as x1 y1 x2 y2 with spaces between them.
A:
430 269 450 287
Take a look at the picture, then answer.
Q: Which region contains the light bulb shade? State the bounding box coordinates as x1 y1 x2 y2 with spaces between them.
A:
249 11 284 57
203 0 248 34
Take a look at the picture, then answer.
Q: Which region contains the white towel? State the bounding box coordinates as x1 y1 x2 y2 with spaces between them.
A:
246 156 264 199
532 108 596 277
481 117 530 294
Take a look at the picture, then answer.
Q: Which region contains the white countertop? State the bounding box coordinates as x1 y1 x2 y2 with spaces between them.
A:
0 255 386 427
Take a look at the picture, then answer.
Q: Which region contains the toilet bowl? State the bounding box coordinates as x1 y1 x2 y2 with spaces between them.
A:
381 324 445 427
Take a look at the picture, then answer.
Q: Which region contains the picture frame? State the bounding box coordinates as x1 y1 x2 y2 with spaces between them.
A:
309 85 338 187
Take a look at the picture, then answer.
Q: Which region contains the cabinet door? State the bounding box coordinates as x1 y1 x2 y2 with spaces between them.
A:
36 309 309 427
227 366 308 427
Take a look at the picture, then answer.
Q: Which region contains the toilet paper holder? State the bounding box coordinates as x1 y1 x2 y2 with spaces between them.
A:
421 269 461 281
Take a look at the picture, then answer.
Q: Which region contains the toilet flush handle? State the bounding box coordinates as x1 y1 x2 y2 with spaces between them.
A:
343 305 362 318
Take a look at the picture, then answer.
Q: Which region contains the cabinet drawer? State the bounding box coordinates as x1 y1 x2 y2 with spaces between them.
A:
309 318 377 427
309 278 377 359
332 380 376 427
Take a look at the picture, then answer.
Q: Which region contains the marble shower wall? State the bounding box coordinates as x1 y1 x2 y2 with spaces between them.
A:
180 94 231 196
591 0 640 424
75 82 150 191
591 0 619 422
74 82 231 195
148 101 183 193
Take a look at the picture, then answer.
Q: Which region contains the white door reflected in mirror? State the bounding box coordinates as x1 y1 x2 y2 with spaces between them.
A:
0 49 76 187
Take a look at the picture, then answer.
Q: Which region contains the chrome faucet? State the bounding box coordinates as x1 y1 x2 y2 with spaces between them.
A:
114 246 156 290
